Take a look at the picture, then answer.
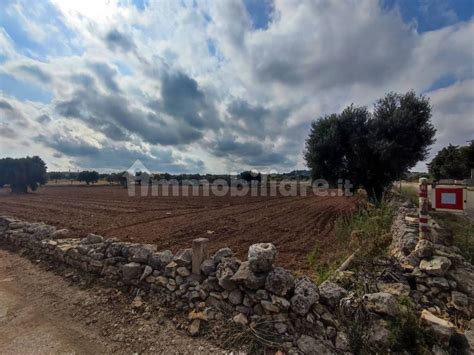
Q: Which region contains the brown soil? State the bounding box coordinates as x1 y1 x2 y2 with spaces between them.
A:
0 185 359 270
0 248 220 354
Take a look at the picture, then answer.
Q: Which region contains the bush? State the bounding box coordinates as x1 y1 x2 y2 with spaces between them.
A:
0 156 47 193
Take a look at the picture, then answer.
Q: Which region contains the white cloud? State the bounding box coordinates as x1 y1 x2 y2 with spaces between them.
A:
0 0 473 173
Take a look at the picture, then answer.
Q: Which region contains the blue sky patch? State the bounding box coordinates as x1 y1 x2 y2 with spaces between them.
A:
0 73 53 103
382 0 474 32
244 0 274 30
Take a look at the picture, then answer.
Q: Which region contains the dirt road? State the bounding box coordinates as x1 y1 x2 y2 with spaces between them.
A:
0 248 219 354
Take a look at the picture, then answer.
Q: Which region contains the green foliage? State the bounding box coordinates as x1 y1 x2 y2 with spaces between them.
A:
389 298 434 353
77 170 99 185
428 140 474 180
433 212 474 264
0 156 47 193
398 185 419 206
335 202 395 259
304 91 436 203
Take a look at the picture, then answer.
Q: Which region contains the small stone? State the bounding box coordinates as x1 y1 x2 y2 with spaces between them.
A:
230 261 266 290
149 250 173 270
326 326 336 339
420 309 455 344
216 261 237 290
363 292 400 317
233 313 248 325
420 256 452 276
51 229 69 239
450 291 468 311
426 277 450 290
335 331 350 351
228 289 243 305
248 243 277 272
319 281 347 309
265 267 295 296
164 261 178 278
296 335 332 355
156 276 168 286
140 265 153 281
290 277 319 316
188 319 200 336
378 282 411 297
261 300 279 313
271 295 290 310
121 262 142 283
81 233 104 244
213 247 233 264
200 259 215 275
414 239 434 258
174 248 193 266
177 266 191 277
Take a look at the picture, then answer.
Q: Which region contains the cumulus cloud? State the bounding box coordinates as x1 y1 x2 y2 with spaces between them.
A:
0 0 472 173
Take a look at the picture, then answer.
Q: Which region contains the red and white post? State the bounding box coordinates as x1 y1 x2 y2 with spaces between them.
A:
418 177 430 240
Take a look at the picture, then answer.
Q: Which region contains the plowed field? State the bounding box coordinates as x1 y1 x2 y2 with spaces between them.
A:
0 185 359 270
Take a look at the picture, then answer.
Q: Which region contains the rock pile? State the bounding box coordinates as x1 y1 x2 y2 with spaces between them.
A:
390 204 473 350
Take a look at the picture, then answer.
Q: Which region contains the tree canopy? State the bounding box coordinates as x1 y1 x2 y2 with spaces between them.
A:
0 156 47 193
428 141 474 180
304 91 436 202
77 170 99 185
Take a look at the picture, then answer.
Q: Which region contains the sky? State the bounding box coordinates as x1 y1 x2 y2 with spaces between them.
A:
0 0 473 174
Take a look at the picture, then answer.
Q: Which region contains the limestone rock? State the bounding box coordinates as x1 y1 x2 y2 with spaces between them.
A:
177 266 191 277
248 243 277 272
319 281 347 309
447 267 474 298
296 335 332 355
230 261 266 290
335 331 350 351
149 250 173 270
363 292 399 317
212 247 233 264
378 282 411 297
129 244 157 263
189 319 200 336
420 256 452 276
420 310 455 344
265 267 295 296
450 291 468 311
233 313 248 325
228 289 243 305
414 239 434 258
173 248 192 266
164 261 178 278
140 265 153 281
216 261 237 290
50 229 69 239
290 277 319 316
200 259 216 276
81 233 104 244
121 262 142 283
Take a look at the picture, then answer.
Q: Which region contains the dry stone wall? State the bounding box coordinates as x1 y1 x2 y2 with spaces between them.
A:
1 205 473 354
0 216 350 354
